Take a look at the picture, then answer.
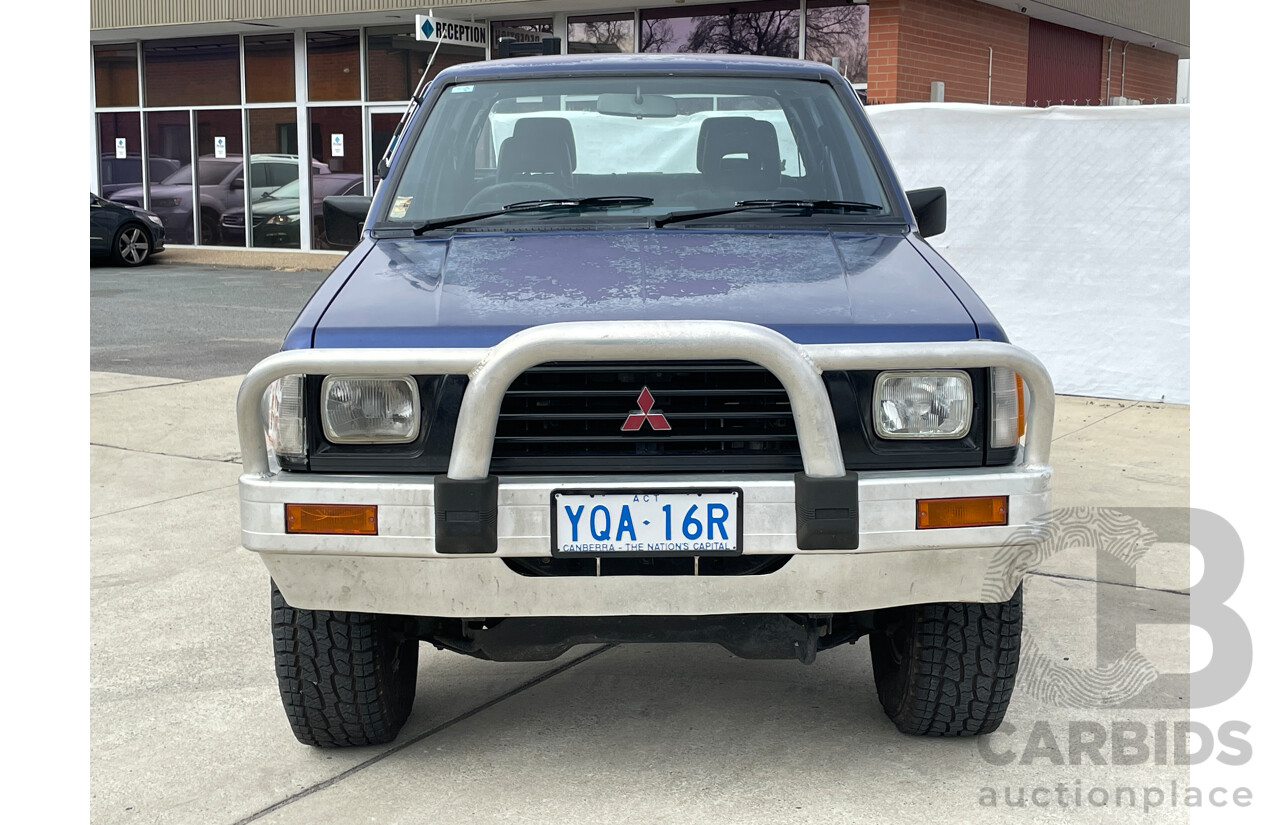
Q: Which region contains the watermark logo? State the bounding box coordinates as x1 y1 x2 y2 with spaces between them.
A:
983 506 1251 709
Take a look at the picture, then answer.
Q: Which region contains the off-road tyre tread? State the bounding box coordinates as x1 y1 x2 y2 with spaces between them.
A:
870 585 1022 737
271 581 418 747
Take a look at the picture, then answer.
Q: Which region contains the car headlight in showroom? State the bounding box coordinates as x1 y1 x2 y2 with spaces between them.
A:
874 370 972 439
265 374 306 460
265 213 301 225
321 376 420 443
144 214 164 226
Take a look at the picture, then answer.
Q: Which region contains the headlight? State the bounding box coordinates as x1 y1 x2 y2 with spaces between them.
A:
265 375 307 460
873 370 972 439
990 367 1025 449
145 214 163 226
321 376 420 443
266 213 301 225
152 197 182 208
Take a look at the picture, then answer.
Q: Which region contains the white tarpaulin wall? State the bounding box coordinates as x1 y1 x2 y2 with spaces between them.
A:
490 109 803 175
866 103 1190 404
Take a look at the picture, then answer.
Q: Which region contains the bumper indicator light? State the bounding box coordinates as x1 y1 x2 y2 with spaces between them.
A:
285 504 378 535
916 496 1008 529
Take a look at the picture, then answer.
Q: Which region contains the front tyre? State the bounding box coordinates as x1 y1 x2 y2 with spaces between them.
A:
111 224 152 266
870 585 1022 736
271 581 418 747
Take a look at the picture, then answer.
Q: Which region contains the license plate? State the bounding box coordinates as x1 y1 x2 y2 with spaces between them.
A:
551 489 742 557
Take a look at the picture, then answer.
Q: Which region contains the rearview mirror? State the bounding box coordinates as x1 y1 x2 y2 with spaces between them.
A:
596 93 678 119
322 196 373 250
906 187 946 238
230 177 244 191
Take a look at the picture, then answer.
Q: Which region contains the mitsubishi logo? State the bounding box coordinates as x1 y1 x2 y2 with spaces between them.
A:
621 386 671 432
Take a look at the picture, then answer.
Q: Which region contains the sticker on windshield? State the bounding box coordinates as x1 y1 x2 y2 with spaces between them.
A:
390 196 413 220
450 85 475 94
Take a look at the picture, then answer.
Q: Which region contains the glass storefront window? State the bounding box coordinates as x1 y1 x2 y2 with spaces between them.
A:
569 14 635 54
805 0 869 81
193 110 245 246
144 37 240 107
144 111 194 242
366 26 484 99
640 2 800 57
492 19 555 56
369 111 403 182
307 31 360 101
244 109 302 249
94 44 139 107
310 107 364 248
245 34 295 103
97 113 143 199
367 26 428 101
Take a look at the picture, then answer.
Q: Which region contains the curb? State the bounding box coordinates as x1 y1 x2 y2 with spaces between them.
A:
156 246 347 272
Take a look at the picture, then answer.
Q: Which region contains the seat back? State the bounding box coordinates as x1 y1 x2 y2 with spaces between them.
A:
497 135 572 188
696 117 781 191
513 117 578 172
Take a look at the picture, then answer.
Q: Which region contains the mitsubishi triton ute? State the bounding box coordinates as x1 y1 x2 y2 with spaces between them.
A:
236 54 1054 747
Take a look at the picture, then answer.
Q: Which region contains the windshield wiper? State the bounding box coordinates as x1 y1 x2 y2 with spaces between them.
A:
413 196 654 234
654 199 883 228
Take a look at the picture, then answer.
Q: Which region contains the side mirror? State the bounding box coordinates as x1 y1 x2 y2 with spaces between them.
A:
906 187 946 238
230 177 244 191
322 196 373 250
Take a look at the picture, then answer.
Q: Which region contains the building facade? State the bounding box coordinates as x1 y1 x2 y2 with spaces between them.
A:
90 0 1189 251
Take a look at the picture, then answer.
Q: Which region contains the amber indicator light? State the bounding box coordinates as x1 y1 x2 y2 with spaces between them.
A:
285 504 378 535
916 496 1008 529
1016 374 1026 439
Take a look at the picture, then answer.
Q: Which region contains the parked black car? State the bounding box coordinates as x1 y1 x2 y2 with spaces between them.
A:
90 192 166 266
220 173 364 248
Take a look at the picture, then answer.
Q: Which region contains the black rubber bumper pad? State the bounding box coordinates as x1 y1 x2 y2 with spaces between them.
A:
433 475 499 554
794 471 860 550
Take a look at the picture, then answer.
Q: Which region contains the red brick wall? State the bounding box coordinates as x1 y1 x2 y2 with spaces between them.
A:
868 0 1028 104
1098 38 1179 103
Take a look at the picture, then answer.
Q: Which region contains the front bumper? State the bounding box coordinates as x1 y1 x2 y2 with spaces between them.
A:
248 467 1049 616
237 320 1055 618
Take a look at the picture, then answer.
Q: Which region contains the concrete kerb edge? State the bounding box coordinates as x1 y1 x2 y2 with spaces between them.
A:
157 246 346 272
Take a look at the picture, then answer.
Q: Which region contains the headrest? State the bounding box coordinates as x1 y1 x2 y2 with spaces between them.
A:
696 117 781 188
513 117 577 171
497 135 572 184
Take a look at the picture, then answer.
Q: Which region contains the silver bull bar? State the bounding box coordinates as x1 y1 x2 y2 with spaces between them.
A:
237 320 1053 480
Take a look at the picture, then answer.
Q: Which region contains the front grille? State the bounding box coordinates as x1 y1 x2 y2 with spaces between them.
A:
490 361 801 472
221 214 245 227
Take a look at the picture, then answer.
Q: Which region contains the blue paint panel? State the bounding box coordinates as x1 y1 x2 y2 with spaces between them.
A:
905 235 1009 343
308 230 978 349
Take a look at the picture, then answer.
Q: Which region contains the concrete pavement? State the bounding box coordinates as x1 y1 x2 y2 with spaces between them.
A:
91 372 1192 824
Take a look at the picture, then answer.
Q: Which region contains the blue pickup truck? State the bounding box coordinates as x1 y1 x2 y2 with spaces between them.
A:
237 53 1054 748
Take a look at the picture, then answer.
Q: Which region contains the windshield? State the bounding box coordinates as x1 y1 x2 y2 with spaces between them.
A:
385 75 891 227
265 179 301 199
160 160 238 186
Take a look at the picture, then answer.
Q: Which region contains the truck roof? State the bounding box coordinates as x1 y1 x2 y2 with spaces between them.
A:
433 52 846 84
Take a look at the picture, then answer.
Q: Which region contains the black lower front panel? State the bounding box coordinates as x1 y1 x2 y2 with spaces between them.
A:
415 613 870 664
